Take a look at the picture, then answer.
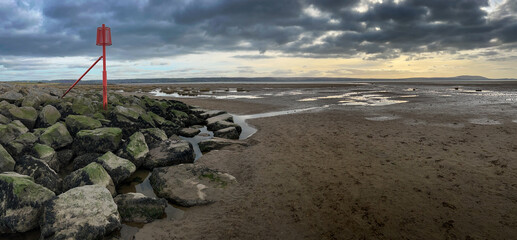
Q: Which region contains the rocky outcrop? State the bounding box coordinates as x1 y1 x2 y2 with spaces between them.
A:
96 151 136 185
214 126 240 139
198 137 247 152
63 162 116 196
150 164 237 207
74 127 122 153
206 113 242 133
14 155 62 193
144 136 194 169
39 122 73 149
65 115 102 135
0 144 15 172
0 172 55 233
121 132 149 168
114 193 167 223
40 185 121 240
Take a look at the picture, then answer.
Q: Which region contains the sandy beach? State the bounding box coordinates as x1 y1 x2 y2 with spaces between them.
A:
116 82 517 239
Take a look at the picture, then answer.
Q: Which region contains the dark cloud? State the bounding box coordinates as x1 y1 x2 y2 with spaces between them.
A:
0 0 516 62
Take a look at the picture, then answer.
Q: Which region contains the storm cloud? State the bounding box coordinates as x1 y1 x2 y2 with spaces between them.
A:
1 0 516 61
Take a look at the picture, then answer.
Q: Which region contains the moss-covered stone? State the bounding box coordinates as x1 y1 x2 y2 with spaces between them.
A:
123 132 149 167
65 114 102 135
63 162 116 196
97 151 136 185
0 120 29 146
40 185 121 240
0 144 15 172
75 127 122 153
114 105 140 121
39 122 73 149
8 106 38 129
71 97 96 115
114 193 167 223
38 105 61 127
0 172 55 233
0 113 11 124
14 155 62 194
148 112 166 126
171 110 188 118
141 128 168 148
32 143 60 172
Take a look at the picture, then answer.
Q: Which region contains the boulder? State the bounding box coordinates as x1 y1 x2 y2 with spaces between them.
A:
214 126 240 139
74 127 122 153
200 110 226 119
14 156 62 194
38 105 61 127
0 172 55 233
113 105 140 122
0 120 29 145
179 127 201 137
144 136 194 169
8 106 38 129
71 153 103 171
96 152 136 185
39 122 73 149
63 162 116 196
208 120 241 132
40 185 121 240
122 132 149 167
198 137 247 152
0 90 23 103
0 114 11 124
141 128 168 148
148 112 166 126
0 144 15 172
56 149 74 166
71 97 96 115
114 193 167 223
32 143 60 172
65 115 102 135
150 164 236 207
206 113 233 126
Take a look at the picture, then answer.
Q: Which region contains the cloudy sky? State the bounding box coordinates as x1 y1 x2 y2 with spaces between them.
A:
1 0 516 81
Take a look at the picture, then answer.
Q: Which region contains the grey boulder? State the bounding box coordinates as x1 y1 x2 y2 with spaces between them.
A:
114 193 167 223
144 136 194 169
40 185 121 240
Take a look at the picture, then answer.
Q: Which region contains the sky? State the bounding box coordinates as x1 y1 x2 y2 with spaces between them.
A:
0 0 516 81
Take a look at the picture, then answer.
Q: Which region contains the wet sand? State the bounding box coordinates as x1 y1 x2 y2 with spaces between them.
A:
131 82 517 239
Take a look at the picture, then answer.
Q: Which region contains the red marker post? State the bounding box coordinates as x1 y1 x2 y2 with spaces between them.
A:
62 24 112 110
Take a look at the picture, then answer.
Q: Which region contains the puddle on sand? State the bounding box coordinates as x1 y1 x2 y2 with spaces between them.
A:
365 115 400 121
180 126 214 160
468 118 502 125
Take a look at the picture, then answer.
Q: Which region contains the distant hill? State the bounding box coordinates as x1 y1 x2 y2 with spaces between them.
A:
7 75 516 84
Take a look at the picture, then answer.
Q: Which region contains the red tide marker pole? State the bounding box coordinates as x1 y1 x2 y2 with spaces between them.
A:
62 24 112 111
97 24 112 110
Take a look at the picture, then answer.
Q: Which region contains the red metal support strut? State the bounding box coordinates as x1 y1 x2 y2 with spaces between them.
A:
61 55 103 98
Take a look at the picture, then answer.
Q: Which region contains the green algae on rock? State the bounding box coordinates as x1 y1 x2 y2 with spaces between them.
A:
75 127 122 153
0 172 55 233
63 162 116 196
97 151 136 185
39 122 73 149
114 193 167 223
65 114 102 135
